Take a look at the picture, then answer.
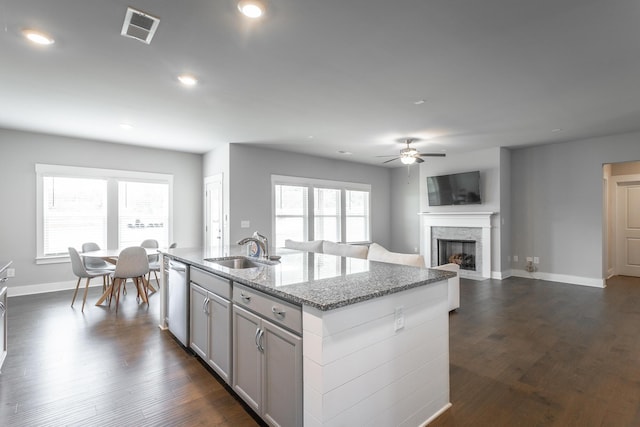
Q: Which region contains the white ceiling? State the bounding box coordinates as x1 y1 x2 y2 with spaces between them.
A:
2 0 640 166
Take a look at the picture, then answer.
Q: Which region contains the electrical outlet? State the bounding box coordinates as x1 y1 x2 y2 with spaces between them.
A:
526 257 533 262
394 306 405 331
6 268 15 277
240 220 250 228
513 255 518 262
533 257 540 264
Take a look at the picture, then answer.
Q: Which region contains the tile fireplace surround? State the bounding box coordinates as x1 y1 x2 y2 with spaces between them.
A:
420 212 495 279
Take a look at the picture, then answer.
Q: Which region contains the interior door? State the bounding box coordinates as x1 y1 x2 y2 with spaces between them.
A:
205 174 224 251
616 182 640 276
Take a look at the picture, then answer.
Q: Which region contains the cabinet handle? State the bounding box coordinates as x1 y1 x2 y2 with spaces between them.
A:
271 306 285 317
254 327 261 349
0 277 7 283
202 297 210 315
0 301 5 315
240 292 251 303
257 329 265 353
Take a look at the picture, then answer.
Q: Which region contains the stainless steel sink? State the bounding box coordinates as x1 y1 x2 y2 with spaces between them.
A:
206 256 270 269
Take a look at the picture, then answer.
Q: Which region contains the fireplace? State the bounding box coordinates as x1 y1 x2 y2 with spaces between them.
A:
420 212 495 279
438 239 476 271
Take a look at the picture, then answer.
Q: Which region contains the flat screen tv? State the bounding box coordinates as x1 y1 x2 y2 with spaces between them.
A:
427 171 481 206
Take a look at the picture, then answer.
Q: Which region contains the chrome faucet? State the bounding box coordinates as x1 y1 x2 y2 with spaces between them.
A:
237 233 269 259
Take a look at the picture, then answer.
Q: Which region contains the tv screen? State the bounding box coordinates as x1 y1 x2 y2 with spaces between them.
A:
427 171 481 206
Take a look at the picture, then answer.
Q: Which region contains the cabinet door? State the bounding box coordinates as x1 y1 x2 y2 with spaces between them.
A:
208 292 232 384
232 305 262 412
261 320 303 427
189 283 208 359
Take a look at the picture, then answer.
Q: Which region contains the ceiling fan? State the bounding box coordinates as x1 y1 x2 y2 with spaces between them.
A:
378 138 446 165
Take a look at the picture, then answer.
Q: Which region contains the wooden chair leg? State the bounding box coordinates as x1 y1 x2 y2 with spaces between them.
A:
71 277 82 307
115 279 123 312
81 277 91 312
109 278 119 309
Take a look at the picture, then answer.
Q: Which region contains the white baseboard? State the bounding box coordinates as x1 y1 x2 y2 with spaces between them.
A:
510 269 605 288
492 270 512 280
421 402 452 426
7 280 87 297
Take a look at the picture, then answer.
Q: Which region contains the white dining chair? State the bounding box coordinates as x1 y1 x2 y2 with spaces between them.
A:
111 246 150 312
140 239 160 291
69 247 112 312
81 242 115 285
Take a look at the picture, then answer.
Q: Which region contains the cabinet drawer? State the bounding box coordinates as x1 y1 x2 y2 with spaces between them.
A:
191 267 232 299
233 284 302 335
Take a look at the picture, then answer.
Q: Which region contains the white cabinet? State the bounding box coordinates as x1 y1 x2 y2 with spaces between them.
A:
232 284 302 427
189 268 232 384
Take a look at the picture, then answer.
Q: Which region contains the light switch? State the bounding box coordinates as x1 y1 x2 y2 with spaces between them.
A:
240 220 250 228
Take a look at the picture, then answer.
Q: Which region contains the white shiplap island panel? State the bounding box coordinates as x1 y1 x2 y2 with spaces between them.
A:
303 279 450 426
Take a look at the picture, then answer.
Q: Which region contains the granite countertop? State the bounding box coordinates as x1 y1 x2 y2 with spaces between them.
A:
162 247 455 311
0 261 12 276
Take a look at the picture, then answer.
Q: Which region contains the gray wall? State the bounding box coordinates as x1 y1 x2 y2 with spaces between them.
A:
390 167 420 254
418 146 504 274
0 128 203 290
510 131 640 281
226 144 392 248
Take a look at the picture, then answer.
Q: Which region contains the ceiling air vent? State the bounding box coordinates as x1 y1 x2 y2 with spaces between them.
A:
121 7 160 44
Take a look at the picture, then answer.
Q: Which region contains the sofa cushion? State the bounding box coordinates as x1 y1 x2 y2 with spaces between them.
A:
367 243 425 267
284 239 324 253
322 241 368 259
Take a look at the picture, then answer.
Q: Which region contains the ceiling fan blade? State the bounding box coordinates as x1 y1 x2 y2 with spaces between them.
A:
376 154 399 158
418 153 446 157
382 157 399 164
415 157 425 163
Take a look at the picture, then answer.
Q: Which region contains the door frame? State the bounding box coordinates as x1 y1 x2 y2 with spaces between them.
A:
204 174 224 250
607 172 640 277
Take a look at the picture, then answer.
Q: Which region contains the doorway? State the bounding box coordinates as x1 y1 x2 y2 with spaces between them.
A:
604 161 640 278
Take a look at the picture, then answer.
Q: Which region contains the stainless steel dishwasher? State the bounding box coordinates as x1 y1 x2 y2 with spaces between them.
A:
167 260 189 346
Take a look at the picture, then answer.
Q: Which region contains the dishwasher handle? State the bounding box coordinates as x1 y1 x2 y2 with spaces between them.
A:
169 262 187 272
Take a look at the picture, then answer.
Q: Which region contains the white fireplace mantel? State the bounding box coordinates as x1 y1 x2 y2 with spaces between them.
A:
419 212 495 278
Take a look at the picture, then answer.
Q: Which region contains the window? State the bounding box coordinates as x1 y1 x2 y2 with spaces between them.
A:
274 185 308 247
345 190 369 243
272 175 371 247
118 181 169 248
42 176 108 256
36 164 172 263
314 187 341 242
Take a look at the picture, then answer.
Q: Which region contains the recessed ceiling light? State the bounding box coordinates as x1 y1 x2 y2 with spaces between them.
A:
338 150 352 155
238 0 266 18
119 123 134 130
414 99 425 105
22 29 55 45
178 74 198 87
551 128 563 133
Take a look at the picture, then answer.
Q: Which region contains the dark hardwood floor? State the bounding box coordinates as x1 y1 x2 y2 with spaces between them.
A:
433 274 640 427
2 275 640 426
0 287 260 427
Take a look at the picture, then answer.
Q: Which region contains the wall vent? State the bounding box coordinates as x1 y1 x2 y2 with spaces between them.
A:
121 7 160 44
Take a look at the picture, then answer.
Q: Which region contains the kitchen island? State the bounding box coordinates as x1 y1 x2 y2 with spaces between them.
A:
161 247 455 426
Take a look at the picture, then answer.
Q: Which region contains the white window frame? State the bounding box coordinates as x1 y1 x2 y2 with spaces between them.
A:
271 174 372 246
35 164 173 264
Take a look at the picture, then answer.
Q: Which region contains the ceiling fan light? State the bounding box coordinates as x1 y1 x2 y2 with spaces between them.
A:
400 156 416 165
238 0 265 18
